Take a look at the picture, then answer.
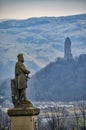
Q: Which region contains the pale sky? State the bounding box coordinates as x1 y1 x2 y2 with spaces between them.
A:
0 0 86 19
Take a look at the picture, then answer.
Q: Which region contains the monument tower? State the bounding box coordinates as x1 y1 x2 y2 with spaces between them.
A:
64 37 73 60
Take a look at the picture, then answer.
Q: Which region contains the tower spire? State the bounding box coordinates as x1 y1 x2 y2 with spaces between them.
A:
64 37 73 60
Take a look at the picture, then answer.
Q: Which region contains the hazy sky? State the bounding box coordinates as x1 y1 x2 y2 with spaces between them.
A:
0 0 86 19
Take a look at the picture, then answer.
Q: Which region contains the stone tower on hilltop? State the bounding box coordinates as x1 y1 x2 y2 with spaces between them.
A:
64 37 73 60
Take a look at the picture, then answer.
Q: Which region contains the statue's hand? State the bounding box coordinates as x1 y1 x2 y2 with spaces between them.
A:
26 74 30 81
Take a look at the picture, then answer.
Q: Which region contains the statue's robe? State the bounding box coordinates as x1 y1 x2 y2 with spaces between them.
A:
15 61 30 90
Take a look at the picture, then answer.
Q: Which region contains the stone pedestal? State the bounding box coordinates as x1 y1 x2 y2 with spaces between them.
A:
8 107 40 130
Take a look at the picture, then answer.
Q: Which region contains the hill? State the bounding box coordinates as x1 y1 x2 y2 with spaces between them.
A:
0 78 11 103
0 54 86 102
0 14 86 79
28 54 86 101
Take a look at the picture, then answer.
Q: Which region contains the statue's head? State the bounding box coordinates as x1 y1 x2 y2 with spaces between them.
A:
17 53 24 63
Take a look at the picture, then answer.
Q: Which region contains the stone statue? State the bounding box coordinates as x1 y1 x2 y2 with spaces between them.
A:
11 53 33 107
15 53 30 102
8 54 40 130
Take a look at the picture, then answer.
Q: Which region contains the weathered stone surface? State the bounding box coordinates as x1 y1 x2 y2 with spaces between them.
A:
14 100 33 108
8 107 40 116
8 107 40 130
10 115 38 130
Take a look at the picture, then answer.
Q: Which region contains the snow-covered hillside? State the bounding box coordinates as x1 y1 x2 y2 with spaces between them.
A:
0 14 86 79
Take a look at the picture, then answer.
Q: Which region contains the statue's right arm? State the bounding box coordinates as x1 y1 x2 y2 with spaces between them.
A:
19 63 30 74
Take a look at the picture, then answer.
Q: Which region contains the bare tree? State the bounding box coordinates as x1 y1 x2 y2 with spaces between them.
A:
79 100 86 130
73 100 86 130
38 106 68 130
73 104 81 129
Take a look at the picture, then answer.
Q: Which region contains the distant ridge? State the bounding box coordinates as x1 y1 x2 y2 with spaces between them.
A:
0 14 86 79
